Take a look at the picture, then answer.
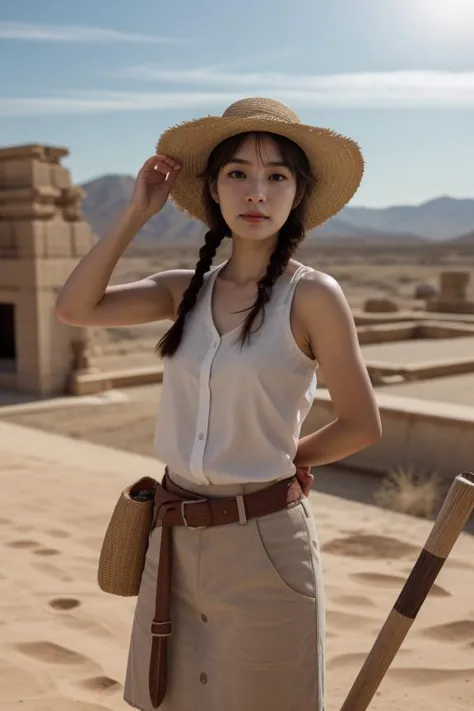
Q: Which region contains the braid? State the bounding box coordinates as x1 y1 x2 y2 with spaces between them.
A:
157 130 314 357
156 228 226 358
238 210 305 346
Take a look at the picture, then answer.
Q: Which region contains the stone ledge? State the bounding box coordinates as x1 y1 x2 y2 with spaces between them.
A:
353 310 474 326
316 356 474 388
302 389 474 481
0 419 163 481
68 364 164 395
0 186 61 203
0 144 69 162
312 388 474 425
368 356 474 382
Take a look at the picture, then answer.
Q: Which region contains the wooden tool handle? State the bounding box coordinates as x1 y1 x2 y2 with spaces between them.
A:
340 471 474 711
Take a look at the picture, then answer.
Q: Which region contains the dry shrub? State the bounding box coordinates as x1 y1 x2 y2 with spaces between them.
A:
374 464 442 518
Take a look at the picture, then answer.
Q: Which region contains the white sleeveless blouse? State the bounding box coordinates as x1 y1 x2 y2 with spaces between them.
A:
154 261 319 486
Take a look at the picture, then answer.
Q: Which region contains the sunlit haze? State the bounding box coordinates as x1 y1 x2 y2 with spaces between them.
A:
0 0 473 207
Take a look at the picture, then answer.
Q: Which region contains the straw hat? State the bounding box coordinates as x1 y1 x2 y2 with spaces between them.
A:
156 97 365 230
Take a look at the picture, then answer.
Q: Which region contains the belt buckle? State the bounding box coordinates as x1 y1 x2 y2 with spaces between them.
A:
181 499 208 529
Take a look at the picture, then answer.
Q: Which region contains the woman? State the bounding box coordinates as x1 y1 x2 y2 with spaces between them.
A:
56 97 382 711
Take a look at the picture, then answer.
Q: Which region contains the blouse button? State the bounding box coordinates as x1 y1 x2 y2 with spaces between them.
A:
198 433 204 441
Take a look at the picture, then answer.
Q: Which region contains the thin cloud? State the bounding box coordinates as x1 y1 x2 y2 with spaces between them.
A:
0 93 241 117
1 68 474 118
121 66 474 106
0 21 182 43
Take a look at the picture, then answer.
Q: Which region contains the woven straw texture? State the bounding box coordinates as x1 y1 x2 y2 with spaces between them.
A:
97 476 158 597
156 97 365 231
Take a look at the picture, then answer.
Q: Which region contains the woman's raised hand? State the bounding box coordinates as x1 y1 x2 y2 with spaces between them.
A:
130 155 181 218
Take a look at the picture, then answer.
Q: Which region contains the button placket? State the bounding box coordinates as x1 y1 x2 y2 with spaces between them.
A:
189 337 220 483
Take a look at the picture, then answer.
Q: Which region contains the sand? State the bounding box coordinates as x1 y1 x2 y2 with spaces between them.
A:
1 419 473 710
96 242 474 352
1 244 474 708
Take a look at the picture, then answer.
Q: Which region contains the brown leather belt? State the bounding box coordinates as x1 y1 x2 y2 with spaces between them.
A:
148 469 303 708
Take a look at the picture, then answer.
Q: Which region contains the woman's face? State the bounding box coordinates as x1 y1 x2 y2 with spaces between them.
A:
211 134 298 241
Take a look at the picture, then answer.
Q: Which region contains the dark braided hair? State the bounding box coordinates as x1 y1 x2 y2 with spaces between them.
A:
237 207 306 348
157 131 314 358
156 227 227 358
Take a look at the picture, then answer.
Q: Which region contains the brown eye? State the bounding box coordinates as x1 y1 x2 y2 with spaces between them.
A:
269 173 287 181
228 170 246 179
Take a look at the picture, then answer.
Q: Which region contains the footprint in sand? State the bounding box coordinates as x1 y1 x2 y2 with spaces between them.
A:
71 514 110 528
443 558 474 571
322 534 419 559
388 666 474 685
402 558 474 574
0 661 50 702
350 572 451 597
37 698 114 711
4 539 40 550
14 641 89 666
46 529 70 539
33 547 61 557
419 620 474 644
45 599 112 638
49 598 81 611
74 555 97 564
326 609 379 631
328 652 367 670
332 593 373 608
77 675 123 693
58 613 114 639
79 535 105 552
31 561 72 582
328 649 412 670
0 517 12 525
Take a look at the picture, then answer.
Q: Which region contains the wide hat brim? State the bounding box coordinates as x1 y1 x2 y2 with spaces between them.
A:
156 102 365 231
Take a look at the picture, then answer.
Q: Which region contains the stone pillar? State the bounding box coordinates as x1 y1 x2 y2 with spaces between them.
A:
0 143 102 396
363 297 399 313
426 270 474 314
439 271 469 301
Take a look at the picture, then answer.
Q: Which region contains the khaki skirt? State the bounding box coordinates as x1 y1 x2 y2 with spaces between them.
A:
123 472 326 711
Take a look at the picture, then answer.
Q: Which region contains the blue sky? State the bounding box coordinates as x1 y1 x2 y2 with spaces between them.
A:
1 0 473 207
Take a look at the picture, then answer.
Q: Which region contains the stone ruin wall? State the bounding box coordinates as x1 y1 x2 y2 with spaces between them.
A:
0 144 98 395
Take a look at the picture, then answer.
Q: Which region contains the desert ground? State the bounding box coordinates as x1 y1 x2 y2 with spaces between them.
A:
95 240 474 362
4 242 474 451
1 243 474 710
1 421 473 711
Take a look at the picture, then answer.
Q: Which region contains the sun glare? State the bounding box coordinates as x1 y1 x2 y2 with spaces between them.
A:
410 0 474 38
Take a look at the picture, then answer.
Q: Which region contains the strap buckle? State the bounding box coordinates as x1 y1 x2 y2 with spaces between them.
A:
181 499 208 529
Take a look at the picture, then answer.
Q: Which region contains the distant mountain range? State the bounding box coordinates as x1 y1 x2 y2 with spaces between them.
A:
80 174 474 246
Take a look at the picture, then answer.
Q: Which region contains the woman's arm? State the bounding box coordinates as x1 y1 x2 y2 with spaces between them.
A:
55 154 182 328
294 272 382 467
56 205 173 326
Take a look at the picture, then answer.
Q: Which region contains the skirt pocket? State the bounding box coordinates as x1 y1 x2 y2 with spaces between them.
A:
253 502 317 601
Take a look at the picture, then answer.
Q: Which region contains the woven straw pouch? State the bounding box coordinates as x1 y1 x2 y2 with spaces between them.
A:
97 476 158 596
